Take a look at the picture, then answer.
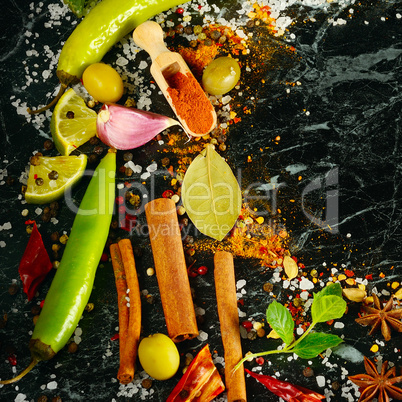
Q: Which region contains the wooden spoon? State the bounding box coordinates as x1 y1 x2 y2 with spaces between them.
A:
132 21 217 137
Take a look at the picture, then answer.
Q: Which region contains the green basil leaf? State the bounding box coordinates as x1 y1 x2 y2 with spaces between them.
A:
314 282 343 301
266 300 294 345
311 295 347 323
292 332 343 359
181 144 242 241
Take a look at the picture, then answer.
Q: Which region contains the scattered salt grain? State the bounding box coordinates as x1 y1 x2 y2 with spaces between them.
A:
334 321 345 329
116 56 129 66
197 330 208 341
46 381 57 390
236 279 246 289
316 375 325 387
0 241 6 248
299 277 314 290
146 162 157 172
138 61 148 70
14 394 28 402
0 222 12 230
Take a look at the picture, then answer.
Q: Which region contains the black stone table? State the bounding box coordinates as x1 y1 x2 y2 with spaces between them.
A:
0 0 401 401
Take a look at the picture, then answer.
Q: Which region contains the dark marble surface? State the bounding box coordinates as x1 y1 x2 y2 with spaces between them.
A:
1 0 401 401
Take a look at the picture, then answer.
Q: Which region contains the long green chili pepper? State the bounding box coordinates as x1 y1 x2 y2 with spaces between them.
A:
0 149 116 384
28 0 189 114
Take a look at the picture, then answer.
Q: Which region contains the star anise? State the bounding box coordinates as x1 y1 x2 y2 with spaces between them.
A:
355 294 402 341
349 357 402 402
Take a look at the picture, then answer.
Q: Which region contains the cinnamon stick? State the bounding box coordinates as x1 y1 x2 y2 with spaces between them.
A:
214 251 247 402
110 239 142 384
144 198 198 342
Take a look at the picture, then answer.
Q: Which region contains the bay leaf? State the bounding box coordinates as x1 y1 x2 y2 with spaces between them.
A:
181 144 241 241
283 255 298 280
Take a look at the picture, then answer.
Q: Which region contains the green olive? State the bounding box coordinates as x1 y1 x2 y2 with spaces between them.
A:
137 333 180 380
82 63 124 104
202 57 241 96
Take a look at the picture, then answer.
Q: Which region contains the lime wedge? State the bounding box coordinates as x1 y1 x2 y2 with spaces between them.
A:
25 154 87 204
50 88 97 155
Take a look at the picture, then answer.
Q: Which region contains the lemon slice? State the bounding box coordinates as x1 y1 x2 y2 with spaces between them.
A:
50 88 97 155
25 154 87 204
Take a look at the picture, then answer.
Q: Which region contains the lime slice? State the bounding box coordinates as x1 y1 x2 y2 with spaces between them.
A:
50 88 97 155
25 154 87 204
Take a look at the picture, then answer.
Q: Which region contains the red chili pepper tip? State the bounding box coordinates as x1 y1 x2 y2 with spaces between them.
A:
40 300 45 308
197 266 208 275
110 333 119 341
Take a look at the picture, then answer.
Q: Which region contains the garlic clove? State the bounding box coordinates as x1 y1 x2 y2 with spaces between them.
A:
96 103 181 150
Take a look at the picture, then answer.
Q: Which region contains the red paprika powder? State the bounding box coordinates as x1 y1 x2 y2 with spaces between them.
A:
166 72 214 135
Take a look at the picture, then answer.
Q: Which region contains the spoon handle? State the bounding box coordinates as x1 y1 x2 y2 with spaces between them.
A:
132 21 169 61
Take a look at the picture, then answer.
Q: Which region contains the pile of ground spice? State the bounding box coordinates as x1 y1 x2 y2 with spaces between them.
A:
166 71 215 135
186 206 289 269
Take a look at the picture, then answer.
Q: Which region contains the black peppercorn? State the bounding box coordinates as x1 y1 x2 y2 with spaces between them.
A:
123 152 133 162
303 366 314 377
35 177 44 186
48 170 59 180
211 30 221 40
66 111 74 119
8 283 19 295
43 139 54 150
89 136 99 145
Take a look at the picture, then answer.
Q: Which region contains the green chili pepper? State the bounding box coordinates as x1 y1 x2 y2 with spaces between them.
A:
29 0 189 114
0 149 116 384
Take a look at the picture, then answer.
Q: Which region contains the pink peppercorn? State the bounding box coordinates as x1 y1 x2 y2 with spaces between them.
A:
176 7 184 14
255 357 265 365
8 354 17 366
197 266 208 275
241 320 253 331
115 196 124 205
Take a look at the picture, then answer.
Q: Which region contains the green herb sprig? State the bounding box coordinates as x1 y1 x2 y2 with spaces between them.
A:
235 282 347 370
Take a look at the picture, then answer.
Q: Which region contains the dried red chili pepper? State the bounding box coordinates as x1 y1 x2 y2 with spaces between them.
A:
19 221 53 301
245 369 325 402
167 344 225 402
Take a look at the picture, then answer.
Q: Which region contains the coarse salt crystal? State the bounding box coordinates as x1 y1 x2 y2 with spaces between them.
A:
146 162 157 172
46 381 57 390
299 277 314 290
138 61 148 70
316 375 325 387
197 330 208 341
116 56 128 66
236 279 246 289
